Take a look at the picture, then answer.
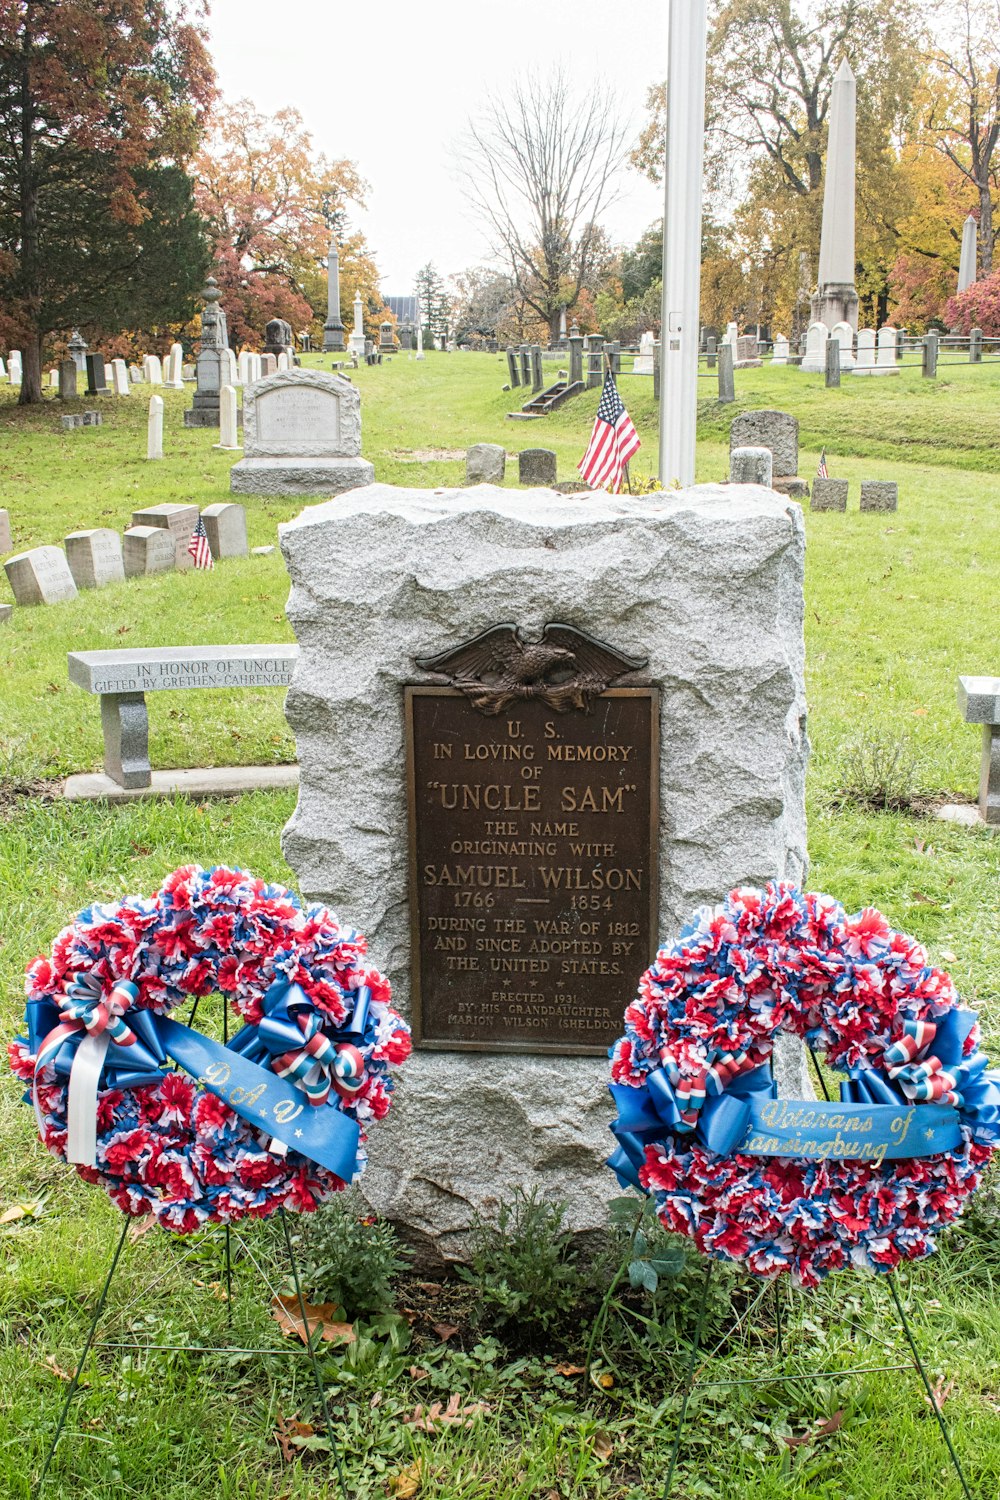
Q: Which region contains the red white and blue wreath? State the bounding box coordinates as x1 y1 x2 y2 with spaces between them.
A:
8 866 411 1233
608 884 1000 1287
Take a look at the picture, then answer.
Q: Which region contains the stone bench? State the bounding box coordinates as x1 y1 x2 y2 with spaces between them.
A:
68 645 299 789
958 676 1000 825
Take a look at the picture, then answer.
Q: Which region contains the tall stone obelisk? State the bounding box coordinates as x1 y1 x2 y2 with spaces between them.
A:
323 240 345 352
811 58 858 332
958 214 977 293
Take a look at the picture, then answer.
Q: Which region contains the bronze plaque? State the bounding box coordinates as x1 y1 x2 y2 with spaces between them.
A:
405 687 659 1054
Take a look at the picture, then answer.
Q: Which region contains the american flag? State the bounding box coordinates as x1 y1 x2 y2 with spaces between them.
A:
817 449 829 479
187 517 214 570
578 371 641 492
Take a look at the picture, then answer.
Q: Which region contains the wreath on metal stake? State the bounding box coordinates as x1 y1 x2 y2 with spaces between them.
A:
8 865 411 1232
607 884 1000 1286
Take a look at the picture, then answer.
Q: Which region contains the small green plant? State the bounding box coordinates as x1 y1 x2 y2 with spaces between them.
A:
294 1190 410 1320
458 1187 583 1336
834 728 917 811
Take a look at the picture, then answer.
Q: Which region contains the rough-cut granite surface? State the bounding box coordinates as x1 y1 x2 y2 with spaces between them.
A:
280 483 810 1263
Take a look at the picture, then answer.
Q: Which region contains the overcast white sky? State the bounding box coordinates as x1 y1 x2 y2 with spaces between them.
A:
206 0 668 294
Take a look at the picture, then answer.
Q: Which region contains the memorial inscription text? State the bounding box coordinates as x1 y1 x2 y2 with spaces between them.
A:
406 686 658 1054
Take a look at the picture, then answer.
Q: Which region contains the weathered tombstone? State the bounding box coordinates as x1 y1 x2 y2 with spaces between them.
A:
4 545 78 605
123 526 176 578
182 364 196 382
132 502 198 570
568 325 583 386
129 364 143 384
264 317 292 360
164 341 185 389
49 369 59 389
922 332 939 378
229 368 374 496
970 327 983 363
8 350 22 385
831 321 855 369
58 360 78 400
379 322 395 355
111 359 130 397
810 478 849 512
825 337 841 387
506 348 520 387
261 354 278 378
800 321 829 373
147 394 163 460
875 326 899 375
85 353 110 396
65 529 125 589
215 385 240 451
200 502 248 559
734 334 762 368
518 448 557 485
82 410 102 426
859 481 898 513
717 343 735 402
706 333 718 369
61 414 83 430
0 509 11 552
519 344 531 384
277 352 290 372
144 354 163 385
278 482 809 1255
466 444 506 484
185 275 229 428
729 446 773 487
723 319 739 350
68 330 88 374
853 328 877 376
531 345 543 392
238 351 253 385
634 331 656 375
771 333 789 365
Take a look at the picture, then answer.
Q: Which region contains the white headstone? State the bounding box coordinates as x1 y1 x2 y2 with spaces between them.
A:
724 321 739 349
9 351 22 385
0 357 5 379
147 394 164 459
229 368 374 497
49 369 60 389
831 321 855 369
348 291 366 357
800 320 829 373
144 354 162 385
4 545 78 605
853 327 877 376
771 334 789 365
64 528 125 589
164 342 184 389
416 323 425 361
633 331 657 376
874 325 900 375
111 358 130 396
249 354 262 383
215 384 240 451
277 352 289 372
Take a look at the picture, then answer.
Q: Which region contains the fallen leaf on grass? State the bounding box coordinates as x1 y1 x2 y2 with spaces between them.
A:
270 1294 355 1346
590 1369 614 1390
555 1362 586 1377
273 1412 331 1463
409 1365 430 1380
926 1377 955 1409
404 1392 491 1432
42 1355 80 1384
432 1321 459 1342
592 1428 614 1461
0 1201 44 1224
782 1410 843 1449
388 1459 423 1496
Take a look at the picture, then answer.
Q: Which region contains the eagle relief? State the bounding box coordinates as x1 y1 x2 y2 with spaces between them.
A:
415 622 647 715
405 624 659 1054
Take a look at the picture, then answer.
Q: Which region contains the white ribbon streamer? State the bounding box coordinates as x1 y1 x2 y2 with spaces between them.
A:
66 1031 112 1165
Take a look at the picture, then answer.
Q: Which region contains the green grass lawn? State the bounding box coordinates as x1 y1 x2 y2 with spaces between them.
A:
1 353 999 1498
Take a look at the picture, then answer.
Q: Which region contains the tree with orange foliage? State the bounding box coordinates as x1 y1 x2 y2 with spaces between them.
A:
193 101 385 347
0 0 216 403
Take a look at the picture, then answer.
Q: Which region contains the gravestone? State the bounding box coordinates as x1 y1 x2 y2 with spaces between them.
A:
129 364 143 384
531 345 543 392
771 334 789 365
185 275 230 427
65 529 125 589
264 317 293 360
147 394 163 459
706 334 718 369
875 326 899 375
8 351 22 385
82 410 102 427
85 353 110 396
200 502 248 559
379 322 395 355
734 334 762 368
132 502 199 570
730 410 798 480
261 354 278 378
0 510 10 553
111 359 130 397
825 337 841 387
633 331 656 375
230 368 374 497
831 321 855 369
4 545 78 605
143 354 163 385
61 414 83 430
164 342 185 389
518 448 557 485
68 330 88 373
859 481 898 513
123 526 176 577
717 344 735 402
853 328 877 376
58 360 77 400
216 385 240 451
506 348 520 387
466 444 506 484
800 321 829 373
729 446 773 487
810 478 848 512
49 370 59 389
278 482 809 1258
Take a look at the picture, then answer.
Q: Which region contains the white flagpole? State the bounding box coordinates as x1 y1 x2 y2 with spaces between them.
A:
657 0 708 489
